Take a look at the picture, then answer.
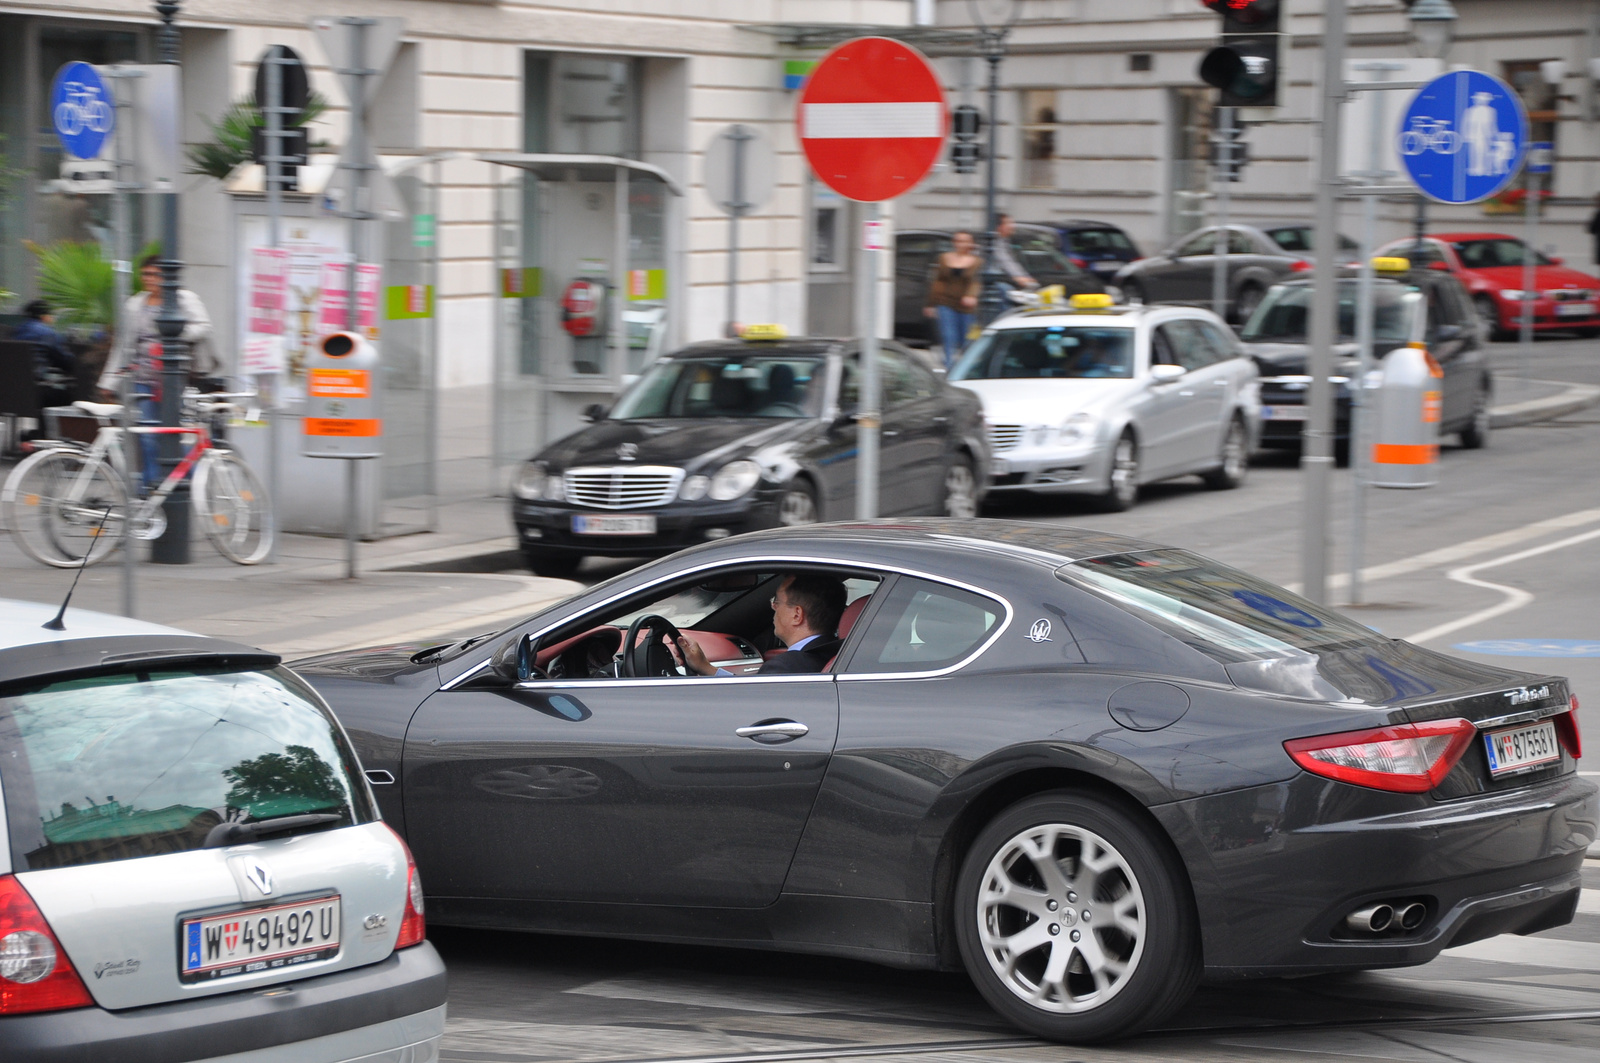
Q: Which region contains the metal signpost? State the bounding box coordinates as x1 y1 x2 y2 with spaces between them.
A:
797 36 948 521
1211 106 1238 321
311 15 404 578
703 124 776 337
1522 142 1553 369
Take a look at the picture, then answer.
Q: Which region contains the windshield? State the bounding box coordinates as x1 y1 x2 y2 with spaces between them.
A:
1242 283 1417 344
1058 549 1381 664
1 666 372 871
951 326 1134 381
609 354 827 419
1451 238 1553 269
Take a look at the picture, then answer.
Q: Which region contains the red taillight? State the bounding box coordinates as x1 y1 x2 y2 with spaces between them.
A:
1289 259 1313 273
1556 696 1582 760
1071 256 1088 268
0 875 94 1015
1284 718 1477 793
383 825 426 949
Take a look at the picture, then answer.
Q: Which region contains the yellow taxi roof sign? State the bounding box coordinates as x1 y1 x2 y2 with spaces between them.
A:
1070 292 1115 311
740 323 788 341
1036 284 1066 307
1372 256 1412 273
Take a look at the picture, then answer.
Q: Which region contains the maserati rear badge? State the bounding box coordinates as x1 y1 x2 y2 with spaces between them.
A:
1026 619 1052 644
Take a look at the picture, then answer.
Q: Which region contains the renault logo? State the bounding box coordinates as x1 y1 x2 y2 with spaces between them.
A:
1026 619 1053 644
244 862 274 896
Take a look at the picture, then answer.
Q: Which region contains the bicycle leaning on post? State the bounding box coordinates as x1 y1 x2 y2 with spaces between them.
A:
1 390 274 567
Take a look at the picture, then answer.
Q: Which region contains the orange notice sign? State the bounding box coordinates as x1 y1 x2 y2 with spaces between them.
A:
309 368 372 398
304 418 382 438
1372 443 1438 465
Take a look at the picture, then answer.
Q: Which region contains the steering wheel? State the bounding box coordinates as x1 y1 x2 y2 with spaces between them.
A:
622 614 684 678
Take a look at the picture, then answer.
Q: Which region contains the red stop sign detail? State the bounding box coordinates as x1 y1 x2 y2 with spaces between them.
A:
798 37 948 203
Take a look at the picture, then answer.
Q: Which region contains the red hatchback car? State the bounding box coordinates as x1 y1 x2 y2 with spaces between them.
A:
1375 232 1600 339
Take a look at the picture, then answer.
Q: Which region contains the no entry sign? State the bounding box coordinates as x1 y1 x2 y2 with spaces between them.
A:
798 37 948 202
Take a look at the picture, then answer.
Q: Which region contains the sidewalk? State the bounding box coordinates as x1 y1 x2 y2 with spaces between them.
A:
3 376 1596 660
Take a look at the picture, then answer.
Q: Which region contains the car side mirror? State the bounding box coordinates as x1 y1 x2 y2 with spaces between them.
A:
1549 255 1564 266
1148 363 1187 383
582 403 608 422
513 633 544 685
1435 323 1464 343
831 410 858 431
1427 262 1449 272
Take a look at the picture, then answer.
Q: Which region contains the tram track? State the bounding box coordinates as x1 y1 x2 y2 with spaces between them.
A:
440 1005 1600 1063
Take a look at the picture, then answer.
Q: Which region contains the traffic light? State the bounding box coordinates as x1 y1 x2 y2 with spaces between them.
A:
950 104 984 174
1198 0 1282 108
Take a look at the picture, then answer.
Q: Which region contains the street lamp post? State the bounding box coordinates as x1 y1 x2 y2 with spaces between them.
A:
152 0 191 563
970 0 1019 326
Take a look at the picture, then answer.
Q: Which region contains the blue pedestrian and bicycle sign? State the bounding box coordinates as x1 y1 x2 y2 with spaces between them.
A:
1398 69 1527 205
50 61 115 160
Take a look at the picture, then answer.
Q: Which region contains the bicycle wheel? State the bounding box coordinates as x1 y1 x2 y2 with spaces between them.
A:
194 449 273 564
1 448 128 568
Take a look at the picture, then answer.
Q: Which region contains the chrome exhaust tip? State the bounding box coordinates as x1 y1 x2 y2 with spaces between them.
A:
1397 902 1426 931
1346 904 1394 933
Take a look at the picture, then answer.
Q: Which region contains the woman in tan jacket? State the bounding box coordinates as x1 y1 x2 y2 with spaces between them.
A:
923 230 981 370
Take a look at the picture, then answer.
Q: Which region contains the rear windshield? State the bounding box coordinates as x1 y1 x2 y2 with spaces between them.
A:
951 326 1134 381
1057 549 1380 663
1068 228 1134 252
1 666 373 871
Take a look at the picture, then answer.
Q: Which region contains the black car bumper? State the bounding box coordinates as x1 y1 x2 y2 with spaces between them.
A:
1160 771 1598 979
1 942 447 1063
513 489 784 558
1258 392 1351 447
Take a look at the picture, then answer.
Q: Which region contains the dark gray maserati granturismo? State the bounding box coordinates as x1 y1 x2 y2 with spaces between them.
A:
292 520 1595 1043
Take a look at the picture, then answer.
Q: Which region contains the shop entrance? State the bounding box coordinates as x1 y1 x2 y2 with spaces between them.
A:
483 154 682 482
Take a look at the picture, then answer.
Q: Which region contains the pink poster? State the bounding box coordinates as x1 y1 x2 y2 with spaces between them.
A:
356 264 381 336
248 247 289 336
318 262 380 334
319 262 350 331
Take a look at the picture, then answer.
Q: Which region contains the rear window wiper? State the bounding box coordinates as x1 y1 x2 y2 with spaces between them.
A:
204 813 343 848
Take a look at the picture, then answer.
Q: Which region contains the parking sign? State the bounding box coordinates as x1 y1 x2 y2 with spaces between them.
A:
1398 70 1527 204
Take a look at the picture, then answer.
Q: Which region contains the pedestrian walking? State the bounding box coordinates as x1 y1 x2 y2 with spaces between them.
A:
1588 193 1600 268
923 230 981 370
98 252 217 491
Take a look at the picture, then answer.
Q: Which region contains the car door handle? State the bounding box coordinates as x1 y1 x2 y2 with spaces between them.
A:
1213 379 1229 387
736 720 809 743
1179 389 1196 397
882 429 900 438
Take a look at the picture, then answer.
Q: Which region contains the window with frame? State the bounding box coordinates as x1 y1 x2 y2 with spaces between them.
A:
1020 90 1057 189
846 577 1003 673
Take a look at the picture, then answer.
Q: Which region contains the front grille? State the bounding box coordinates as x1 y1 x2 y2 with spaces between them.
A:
989 424 1023 452
1548 289 1594 302
563 466 684 509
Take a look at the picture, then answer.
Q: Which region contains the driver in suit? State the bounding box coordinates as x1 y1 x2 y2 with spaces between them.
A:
670 573 845 676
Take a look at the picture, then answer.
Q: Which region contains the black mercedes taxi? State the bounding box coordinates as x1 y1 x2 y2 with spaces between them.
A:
510 328 989 576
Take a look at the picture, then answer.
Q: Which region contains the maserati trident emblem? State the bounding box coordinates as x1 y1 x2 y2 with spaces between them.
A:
244 862 274 896
616 442 638 461
1026 619 1053 644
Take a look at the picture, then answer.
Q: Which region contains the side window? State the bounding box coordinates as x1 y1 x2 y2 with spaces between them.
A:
1162 320 1219 371
1196 320 1240 363
1401 242 1444 268
1266 228 1309 252
846 577 1003 673
1174 232 1213 257
1150 323 1183 366
1424 287 1446 341
1228 230 1254 255
880 353 915 406
901 354 939 399
838 359 860 411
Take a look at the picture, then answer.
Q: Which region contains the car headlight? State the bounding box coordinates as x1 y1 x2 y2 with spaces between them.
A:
1499 289 1530 301
709 459 761 500
514 461 551 500
679 474 710 501
1057 412 1099 444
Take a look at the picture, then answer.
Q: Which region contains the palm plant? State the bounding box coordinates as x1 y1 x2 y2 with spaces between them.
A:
26 239 160 330
185 91 330 180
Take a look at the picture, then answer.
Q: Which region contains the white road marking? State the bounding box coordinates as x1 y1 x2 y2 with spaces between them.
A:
1404 526 1600 644
1286 507 1600 595
801 102 943 139
1216 1029 1598 1062
1582 889 1600 916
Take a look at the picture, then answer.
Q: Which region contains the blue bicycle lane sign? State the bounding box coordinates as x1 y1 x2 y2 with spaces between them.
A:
1398 69 1527 205
50 61 115 160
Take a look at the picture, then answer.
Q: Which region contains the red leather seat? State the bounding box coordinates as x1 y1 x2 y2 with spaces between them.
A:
824 594 872 671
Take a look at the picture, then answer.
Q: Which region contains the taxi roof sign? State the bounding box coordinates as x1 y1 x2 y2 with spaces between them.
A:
1069 292 1115 311
1372 257 1412 274
740 323 788 341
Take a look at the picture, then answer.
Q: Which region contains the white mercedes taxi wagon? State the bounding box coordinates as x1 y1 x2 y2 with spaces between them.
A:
0 599 445 1062
950 295 1261 511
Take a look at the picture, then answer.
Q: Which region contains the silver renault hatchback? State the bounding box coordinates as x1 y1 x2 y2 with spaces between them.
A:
0 599 446 1062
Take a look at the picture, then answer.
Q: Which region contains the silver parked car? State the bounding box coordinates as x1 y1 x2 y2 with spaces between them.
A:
950 297 1260 510
1115 223 1358 323
0 599 445 1062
